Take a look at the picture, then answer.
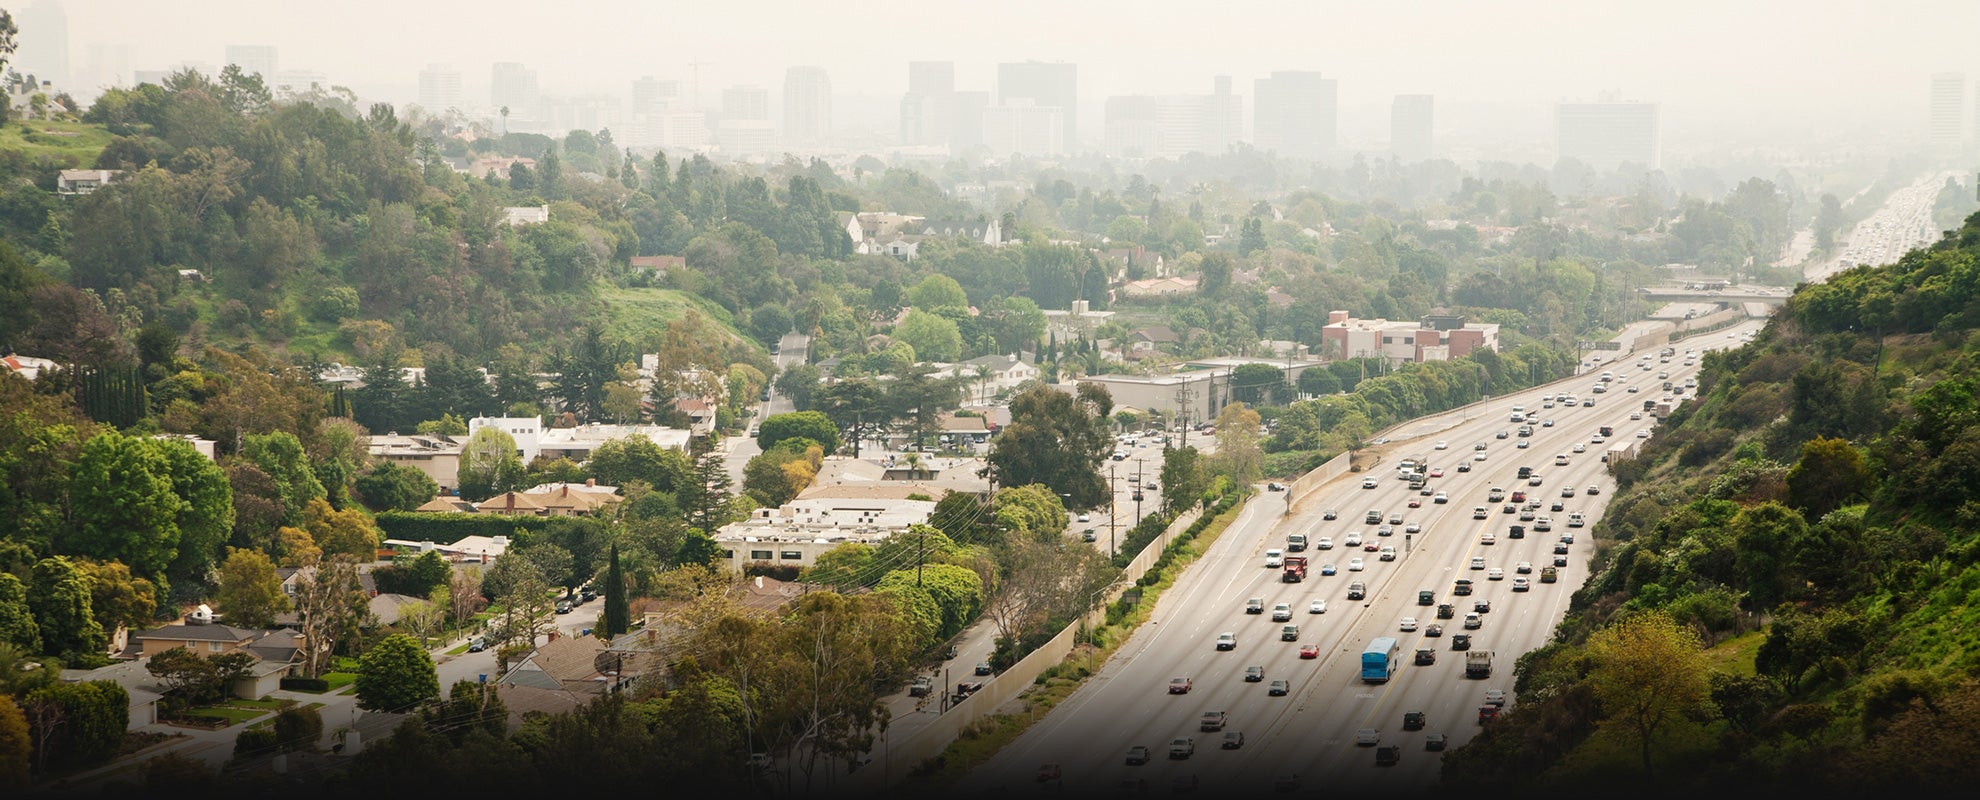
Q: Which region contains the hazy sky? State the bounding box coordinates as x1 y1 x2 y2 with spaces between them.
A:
36 0 1980 143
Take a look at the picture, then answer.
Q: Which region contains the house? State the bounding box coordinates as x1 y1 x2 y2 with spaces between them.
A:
124 621 301 699
476 491 550 516
1118 276 1197 298
466 156 536 180
414 496 478 513
521 481 622 516
58 169 124 195
1318 310 1501 364
434 534 511 563
58 659 166 730
495 631 648 729
712 495 941 572
504 205 551 226
1 354 59 381
368 593 425 626
368 432 465 492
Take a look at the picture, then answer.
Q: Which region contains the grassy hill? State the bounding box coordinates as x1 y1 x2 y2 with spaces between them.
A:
0 119 114 171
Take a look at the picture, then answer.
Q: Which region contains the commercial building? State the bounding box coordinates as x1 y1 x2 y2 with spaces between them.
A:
1391 94 1435 163
418 63 464 114
12 1 70 89
224 45 277 78
1253 70 1336 161
713 496 940 572
983 100 1065 156
1554 100 1660 171
1931 72 1966 148
783 66 833 145
1103 95 1159 159
998 61 1078 149
1318 310 1500 365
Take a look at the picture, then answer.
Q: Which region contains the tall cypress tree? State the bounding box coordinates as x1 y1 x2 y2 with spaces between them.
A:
602 543 627 638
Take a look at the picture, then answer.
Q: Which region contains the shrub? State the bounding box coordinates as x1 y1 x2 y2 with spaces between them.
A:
233 726 279 758
272 704 322 752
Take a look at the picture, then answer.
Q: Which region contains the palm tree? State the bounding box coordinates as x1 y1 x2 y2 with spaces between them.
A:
499 105 509 135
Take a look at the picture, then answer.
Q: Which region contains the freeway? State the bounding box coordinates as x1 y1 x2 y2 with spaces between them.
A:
964 321 1763 796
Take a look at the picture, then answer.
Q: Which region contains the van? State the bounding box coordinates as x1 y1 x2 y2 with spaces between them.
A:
1418 590 1436 606
1568 513 1586 528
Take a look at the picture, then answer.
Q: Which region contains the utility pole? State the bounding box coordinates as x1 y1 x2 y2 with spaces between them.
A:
1108 464 1118 555
1174 378 1194 449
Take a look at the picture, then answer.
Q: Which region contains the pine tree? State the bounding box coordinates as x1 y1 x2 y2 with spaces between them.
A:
684 443 732 532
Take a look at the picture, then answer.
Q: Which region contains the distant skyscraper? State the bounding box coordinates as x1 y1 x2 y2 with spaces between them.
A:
224 45 277 79
909 61 955 95
14 1 71 88
1154 94 1205 159
1930 72 1966 148
1202 76 1242 154
998 61 1078 149
83 43 131 91
1391 94 1435 163
1104 95 1158 158
493 62 540 114
950 91 989 151
1253 70 1336 160
418 64 463 114
723 85 770 121
901 61 958 147
1554 100 1660 171
983 100 1065 156
783 66 832 144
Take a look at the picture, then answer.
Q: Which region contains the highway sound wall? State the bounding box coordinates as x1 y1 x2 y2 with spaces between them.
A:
1285 451 1351 513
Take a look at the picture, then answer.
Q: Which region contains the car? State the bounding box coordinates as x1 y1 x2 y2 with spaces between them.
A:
1415 647 1437 665
1587 484 1601 495
1437 602 1455 619
555 598 573 614
1362 477 1379 489
1425 733 1449 751
1299 644 1320 659
1484 688 1507 707
1348 557 1365 572
1377 524 1394 537
1475 441 1489 451
1435 440 1448 450
1464 613 1483 630
1424 623 1444 637
1343 532 1363 547
1529 474 1545 486
1408 497 1422 508
1388 513 1404 525
1631 411 1644 420
1451 633 1472 650
1363 540 1381 553
1037 763 1062 782
1473 506 1489 519
1244 666 1266 683
1496 430 1509 439
1403 711 1426 731
1126 745 1151 765
1399 617 1418 632
1510 490 1526 503
1405 521 1421 533
1629 385 1640 393
1266 481 1286 491
1315 536 1334 550
1591 433 1607 443
1376 744 1402 766
1264 548 1284 568
1309 599 1327 614
1453 578 1473 596
1323 509 1338 520
1551 501 1566 512
1543 419 1555 427
1474 598 1492 613
1199 711 1227 731
1169 677 1193 694
1560 532 1576 544
1517 439 1531 449
1076 512 1091 522
1572 443 1586 453
1480 532 1496 545
468 636 487 652
1320 563 1338 576
1487 567 1505 581
1457 463 1472 472
1555 542 1571 554
1356 728 1381 746
1512 577 1531 592
1474 452 1488 461
1168 737 1195 759
1470 556 1486 570
1434 492 1450 504
1216 633 1237 651
1246 597 1265 614
1478 705 1500 724
1554 554 1569 567
1222 731 1246 749
1429 467 1445 477
1638 429 1651 438
974 661 993 676
1562 485 1577 498
1516 561 1533 574
1534 515 1552 531
1268 679 1290 696
1502 503 1516 515
1583 399 1596 407
1380 546 1397 561
1271 603 1292 621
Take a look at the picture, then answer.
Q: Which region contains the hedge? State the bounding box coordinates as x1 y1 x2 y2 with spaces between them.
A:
279 677 330 692
373 511 555 543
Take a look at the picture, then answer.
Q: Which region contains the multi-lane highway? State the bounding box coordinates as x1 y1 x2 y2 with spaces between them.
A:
963 321 1762 796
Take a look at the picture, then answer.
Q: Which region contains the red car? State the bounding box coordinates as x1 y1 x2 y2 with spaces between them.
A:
1407 498 1422 508
1299 644 1320 659
1168 677 1193 694
1429 468 1444 477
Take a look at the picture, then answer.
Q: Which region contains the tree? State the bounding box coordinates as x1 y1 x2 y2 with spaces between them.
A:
23 681 126 770
602 544 628 638
682 446 735 533
458 425 526 502
907 274 969 312
300 498 381 560
76 559 156 636
293 556 367 678
992 485 1068 540
215 548 289 629
587 436 691 495
1584 610 1710 782
1160 446 1206 515
1785 436 1871 520
156 438 234 582
355 633 440 712
893 309 962 363
1211 402 1265 486
355 462 439 512
145 647 254 705
757 411 841 455
0 695 28 792
0 574 39 654
987 384 1112 510
484 553 554 649
67 431 187 580
243 431 327 526
27 557 105 661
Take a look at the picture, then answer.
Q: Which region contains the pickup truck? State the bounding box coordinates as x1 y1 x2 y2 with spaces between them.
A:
1465 650 1493 678
908 676 933 697
1347 581 1367 600
1281 556 1309 583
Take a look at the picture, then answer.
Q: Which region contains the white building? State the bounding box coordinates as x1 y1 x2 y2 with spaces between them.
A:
713 496 939 572
504 205 550 226
1931 72 1966 148
983 101 1065 157
1554 99 1661 171
418 63 464 114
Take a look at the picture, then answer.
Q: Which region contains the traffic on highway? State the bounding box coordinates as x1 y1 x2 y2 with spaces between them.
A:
968 321 1761 795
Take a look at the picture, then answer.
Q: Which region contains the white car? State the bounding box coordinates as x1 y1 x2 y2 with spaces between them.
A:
1264 549 1284 568
1362 477 1379 489
1379 546 1397 561
1348 557 1365 572
1479 532 1496 545
1435 440 1448 450
1399 617 1419 632
1572 443 1586 453
1315 536 1335 550
1309 599 1328 614
1473 452 1488 461
1637 429 1651 438
1488 567 1505 581
1516 561 1533 574
1470 556 1486 570
1343 532 1364 547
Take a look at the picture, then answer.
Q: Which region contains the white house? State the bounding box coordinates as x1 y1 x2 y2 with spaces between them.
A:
58 169 123 195
504 205 551 226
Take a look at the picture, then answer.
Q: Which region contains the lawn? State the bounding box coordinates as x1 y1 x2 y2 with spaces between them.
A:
595 286 746 350
321 672 357 692
0 119 115 170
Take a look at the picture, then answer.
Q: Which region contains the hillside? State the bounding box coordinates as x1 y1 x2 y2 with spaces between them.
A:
1439 210 1980 792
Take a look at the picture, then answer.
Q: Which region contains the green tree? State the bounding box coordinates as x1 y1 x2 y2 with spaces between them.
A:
893 309 963 363
907 274 969 312
0 695 28 792
354 633 440 712
1160 446 1206 515
987 384 1112 510
458 426 526 502
1212 402 1265 486
76 559 157 636
586 436 691 495
156 438 235 582
215 548 289 629
0 574 39 654
756 411 841 455
992 485 1068 540
1785 436 1871 520
67 431 187 579
27 557 105 661
602 543 628 638
24 680 127 770
146 647 255 705
1585 610 1710 783
355 462 440 512
244 431 327 526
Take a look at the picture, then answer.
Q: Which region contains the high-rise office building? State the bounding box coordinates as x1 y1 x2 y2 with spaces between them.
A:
723 85 770 121
783 66 832 144
418 63 464 114
83 43 130 91
1202 76 1242 154
225 45 277 79
1554 101 1661 171
998 61 1078 149
1253 70 1336 161
982 100 1065 156
950 91 989 152
1391 94 1435 163
1930 72 1966 148
901 61 958 147
13 1 71 88
493 62 540 113
1153 94 1205 159
909 61 955 95
1103 95 1159 159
